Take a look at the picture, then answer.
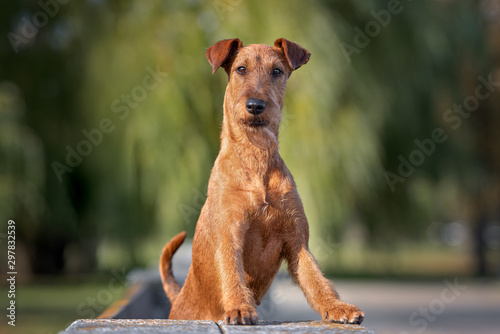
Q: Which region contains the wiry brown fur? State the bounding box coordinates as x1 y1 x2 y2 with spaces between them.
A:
160 38 364 325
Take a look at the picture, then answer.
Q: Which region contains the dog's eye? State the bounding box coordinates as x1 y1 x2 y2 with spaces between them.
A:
272 68 282 77
236 66 246 74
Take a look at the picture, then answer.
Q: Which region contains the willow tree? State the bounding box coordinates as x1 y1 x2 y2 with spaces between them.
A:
1 0 492 273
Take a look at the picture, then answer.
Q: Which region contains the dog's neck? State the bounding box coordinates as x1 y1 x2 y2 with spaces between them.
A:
220 107 281 178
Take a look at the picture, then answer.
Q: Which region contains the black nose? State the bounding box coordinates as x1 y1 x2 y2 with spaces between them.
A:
246 98 266 115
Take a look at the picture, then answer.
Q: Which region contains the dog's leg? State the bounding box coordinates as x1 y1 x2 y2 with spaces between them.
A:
214 208 258 325
288 245 364 324
284 195 364 324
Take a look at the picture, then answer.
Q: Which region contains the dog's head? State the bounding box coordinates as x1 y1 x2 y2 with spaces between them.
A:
206 38 310 147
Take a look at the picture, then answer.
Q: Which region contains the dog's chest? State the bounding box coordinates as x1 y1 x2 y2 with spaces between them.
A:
242 171 294 275
248 167 295 217
242 228 283 291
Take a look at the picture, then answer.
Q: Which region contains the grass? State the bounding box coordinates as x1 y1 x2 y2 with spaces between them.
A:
320 242 500 280
0 276 126 334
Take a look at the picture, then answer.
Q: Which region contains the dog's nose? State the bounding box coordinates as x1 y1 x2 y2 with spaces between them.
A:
246 98 266 115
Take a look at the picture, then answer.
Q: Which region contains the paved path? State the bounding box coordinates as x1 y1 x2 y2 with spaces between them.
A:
259 278 500 334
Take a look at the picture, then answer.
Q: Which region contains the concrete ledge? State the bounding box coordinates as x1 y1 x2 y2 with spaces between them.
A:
60 319 220 334
59 319 375 334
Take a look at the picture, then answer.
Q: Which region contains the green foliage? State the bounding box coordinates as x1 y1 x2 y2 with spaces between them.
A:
0 0 492 272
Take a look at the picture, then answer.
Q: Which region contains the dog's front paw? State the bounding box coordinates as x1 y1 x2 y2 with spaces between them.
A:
224 306 258 325
322 301 364 325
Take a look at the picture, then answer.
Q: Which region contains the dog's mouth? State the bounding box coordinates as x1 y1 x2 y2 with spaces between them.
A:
244 117 269 127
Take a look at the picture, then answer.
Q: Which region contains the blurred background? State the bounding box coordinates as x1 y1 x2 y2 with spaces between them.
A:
1 0 500 333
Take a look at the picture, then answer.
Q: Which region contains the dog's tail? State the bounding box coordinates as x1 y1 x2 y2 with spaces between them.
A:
159 231 186 304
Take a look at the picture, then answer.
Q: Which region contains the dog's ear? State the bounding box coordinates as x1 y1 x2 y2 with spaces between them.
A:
206 38 243 75
274 38 311 71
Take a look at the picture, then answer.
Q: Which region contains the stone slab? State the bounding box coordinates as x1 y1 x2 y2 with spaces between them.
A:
59 319 221 334
59 319 375 334
218 321 375 334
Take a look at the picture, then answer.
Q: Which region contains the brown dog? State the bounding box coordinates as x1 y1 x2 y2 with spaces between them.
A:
160 38 364 325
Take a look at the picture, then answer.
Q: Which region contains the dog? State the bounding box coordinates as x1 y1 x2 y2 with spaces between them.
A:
160 38 364 325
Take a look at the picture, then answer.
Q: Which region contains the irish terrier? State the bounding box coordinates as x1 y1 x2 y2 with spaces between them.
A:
160 38 364 325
